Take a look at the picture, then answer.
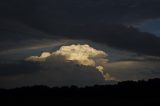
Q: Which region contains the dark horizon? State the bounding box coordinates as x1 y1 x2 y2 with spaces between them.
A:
1 78 160 105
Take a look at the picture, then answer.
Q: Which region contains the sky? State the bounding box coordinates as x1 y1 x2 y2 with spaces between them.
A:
135 19 160 37
0 0 160 88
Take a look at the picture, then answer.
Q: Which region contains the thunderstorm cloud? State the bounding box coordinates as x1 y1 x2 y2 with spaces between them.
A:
26 44 114 80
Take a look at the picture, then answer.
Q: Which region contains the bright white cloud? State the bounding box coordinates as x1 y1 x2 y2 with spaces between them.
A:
53 44 107 66
26 44 114 80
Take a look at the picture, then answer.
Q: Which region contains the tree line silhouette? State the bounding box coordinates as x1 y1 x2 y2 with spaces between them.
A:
1 78 160 105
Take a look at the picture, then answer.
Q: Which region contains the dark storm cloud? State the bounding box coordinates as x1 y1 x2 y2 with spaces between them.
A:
1 0 160 34
0 61 41 76
1 0 160 25
63 25 160 56
1 19 160 57
0 54 105 88
0 51 160 88
107 60 160 81
0 0 160 56
0 18 61 43
0 19 60 51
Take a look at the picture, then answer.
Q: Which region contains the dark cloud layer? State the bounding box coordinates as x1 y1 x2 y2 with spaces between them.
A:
1 0 160 25
1 20 160 57
0 0 160 57
0 0 160 88
0 51 160 88
0 61 40 76
1 0 160 38
62 25 160 56
0 55 105 88
107 60 160 81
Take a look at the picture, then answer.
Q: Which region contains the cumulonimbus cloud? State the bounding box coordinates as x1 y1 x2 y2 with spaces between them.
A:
26 44 114 80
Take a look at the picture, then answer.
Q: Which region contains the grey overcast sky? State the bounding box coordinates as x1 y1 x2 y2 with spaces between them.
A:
0 0 160 88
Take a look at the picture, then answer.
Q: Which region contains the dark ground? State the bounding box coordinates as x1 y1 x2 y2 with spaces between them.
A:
1 78 160 105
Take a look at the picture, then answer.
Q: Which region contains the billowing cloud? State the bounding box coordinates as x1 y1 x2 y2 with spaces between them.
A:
0 60 105 88
26 44 114 80
26 52 51 62
0 52 106 88
0 43 160 88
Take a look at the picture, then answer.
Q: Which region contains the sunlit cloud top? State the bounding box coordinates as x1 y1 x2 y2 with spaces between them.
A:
54 44 107 66
26 52 51 62
26 44 114 80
